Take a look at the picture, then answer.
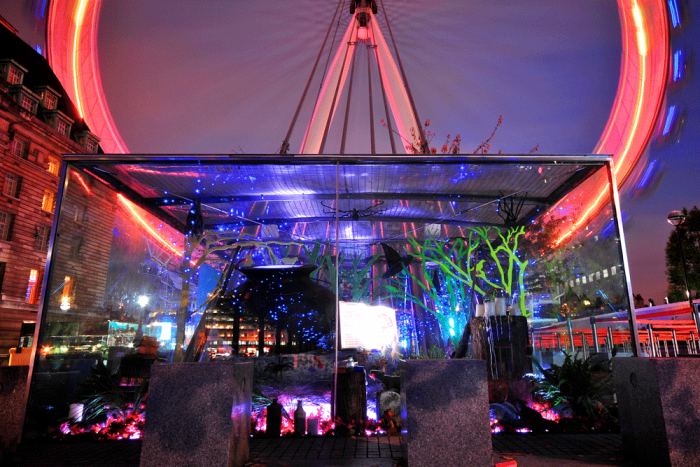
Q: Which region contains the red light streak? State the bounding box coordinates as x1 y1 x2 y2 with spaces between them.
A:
555 0 663 245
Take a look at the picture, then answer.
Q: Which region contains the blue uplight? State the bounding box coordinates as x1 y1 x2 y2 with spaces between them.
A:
672 50 685 82
662 105 678 136
668 0 681 28
636 159 658 191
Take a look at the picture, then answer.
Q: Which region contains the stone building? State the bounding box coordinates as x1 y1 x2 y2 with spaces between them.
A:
0 20 101 357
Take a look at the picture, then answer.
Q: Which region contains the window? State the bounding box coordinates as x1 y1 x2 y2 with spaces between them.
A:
10 137 28 158
0 211 14 241
44 92 57 110
26 269 42 304
41 190 56 213
76 131 100 154
74 204 86 223
7 65 23 85
3 174 22 198
20 94 37 114
35 225 50 251
85 138 98 154
0 262 5 293
47 156 60 176
69 236 83 260
60 276 72 310
44 110 74 137
56 118 70 136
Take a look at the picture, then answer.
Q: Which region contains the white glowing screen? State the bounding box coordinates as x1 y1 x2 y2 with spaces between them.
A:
339 302 398 350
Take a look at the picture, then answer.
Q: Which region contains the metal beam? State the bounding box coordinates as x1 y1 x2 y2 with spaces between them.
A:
83 167 188 234
148 192 550 206
205 215 501 230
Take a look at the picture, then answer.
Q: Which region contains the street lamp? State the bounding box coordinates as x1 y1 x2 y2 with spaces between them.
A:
668 210 699 334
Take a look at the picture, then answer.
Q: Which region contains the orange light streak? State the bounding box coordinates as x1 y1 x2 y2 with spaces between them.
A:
71 170 92 195
72 0 89 119
555 0 652 245
118 194 183 257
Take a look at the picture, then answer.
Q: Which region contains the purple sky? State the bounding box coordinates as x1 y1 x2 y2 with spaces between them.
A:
94 0 699 304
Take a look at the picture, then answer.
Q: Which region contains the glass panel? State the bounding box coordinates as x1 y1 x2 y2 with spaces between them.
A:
27 156 635 438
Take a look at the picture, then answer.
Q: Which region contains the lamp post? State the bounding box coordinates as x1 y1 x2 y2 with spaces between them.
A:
667 210 700 336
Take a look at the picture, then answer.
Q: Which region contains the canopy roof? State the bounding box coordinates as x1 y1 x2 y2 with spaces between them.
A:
67 154 610 247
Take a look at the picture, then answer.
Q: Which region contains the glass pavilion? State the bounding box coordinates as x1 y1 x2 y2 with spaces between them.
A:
24 154 640 434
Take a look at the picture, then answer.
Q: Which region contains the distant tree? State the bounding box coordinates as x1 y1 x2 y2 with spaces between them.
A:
665 206 700 303
382 115 539 155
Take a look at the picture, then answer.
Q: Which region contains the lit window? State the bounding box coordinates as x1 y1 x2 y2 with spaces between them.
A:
7 66 23 85
603 269 609 278
10 137 28 158
44 92 57 110
41 190 56 213
26 269 42 304
35 225 50 251
61 276 72 309
47 157 60 176
0 211 14 241
56 118 70 136
3 174 22 198
611 266 617 276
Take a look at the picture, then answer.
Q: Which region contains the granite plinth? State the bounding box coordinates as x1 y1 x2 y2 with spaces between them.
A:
139 361 253 467
0 366 29 461
401 359 491 467
613 357 700 466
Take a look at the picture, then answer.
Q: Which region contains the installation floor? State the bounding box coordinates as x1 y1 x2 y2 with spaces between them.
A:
8 433 632 467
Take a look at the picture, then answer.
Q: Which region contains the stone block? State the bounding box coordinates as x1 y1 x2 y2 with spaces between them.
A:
613 357 700 466
0 366 29 461
401 359 491 467
140 361 253 467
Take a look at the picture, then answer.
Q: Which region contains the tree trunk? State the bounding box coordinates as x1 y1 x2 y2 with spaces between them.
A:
174 272 191 362
332 370 367 423
471 316 531 380
453 320 471 358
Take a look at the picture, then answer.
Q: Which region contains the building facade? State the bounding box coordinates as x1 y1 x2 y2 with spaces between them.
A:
0 21 101 358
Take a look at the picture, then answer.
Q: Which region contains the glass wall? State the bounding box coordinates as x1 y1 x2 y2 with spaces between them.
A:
25 155 636 437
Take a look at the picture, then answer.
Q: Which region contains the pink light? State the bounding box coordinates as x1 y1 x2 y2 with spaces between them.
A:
357 27 369 41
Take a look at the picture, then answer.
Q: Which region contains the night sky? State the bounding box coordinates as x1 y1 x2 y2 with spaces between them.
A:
94 0 700 305
3 1 697 305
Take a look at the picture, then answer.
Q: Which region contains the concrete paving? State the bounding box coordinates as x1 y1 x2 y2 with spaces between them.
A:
6 433 633 467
